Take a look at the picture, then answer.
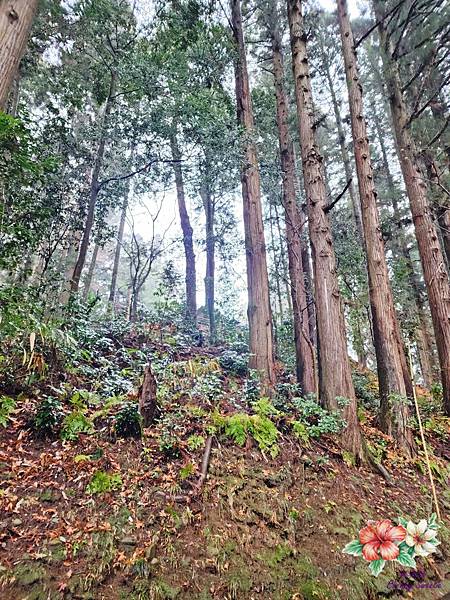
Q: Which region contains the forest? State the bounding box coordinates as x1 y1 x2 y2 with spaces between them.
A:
0 0 449 598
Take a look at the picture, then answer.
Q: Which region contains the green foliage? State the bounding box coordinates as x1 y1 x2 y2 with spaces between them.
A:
0 113 57 270
186 434 205 451
252 397 280 417
33 396 64 437
86 471 122 495
214 410 280 458
179 462 195 480
292 420 310 446
114 403 142 438
61 410 93 441
219 345 249 377
292 396 346 439
0 396 16 427
352 372 379 409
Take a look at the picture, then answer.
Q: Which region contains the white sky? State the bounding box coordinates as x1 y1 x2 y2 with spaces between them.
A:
318 0 360 16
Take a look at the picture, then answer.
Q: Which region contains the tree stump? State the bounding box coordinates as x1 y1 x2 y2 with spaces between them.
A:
139 364 158 427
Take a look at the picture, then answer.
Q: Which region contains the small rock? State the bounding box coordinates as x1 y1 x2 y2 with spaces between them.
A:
12 519 22 527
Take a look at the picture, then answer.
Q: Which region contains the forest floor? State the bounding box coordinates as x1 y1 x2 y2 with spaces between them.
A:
0 326 449 600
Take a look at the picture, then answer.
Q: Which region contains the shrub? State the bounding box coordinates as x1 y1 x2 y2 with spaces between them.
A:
33 396 64 437
219 345 249 377
114 403 142 438
0 396 16 427
186 434 205 451
292 396 346 439
214 410 280 458
86 471 122 495
61 410 93 441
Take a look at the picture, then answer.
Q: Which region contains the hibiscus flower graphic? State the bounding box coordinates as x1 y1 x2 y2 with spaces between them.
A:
342 514 440 577
359 519 406 561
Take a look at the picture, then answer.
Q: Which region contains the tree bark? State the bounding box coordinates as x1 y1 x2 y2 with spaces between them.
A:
0 0 38 111
321 47 364 245
109 186 130 305
287 0 362 458
200 183 215 343
230 0 275 388
372 101 438 388
270 22 315 394
71 71 117 293
170 134 197 326
139 364 158 427
83 242 99 300
374 0 450 416
337 0 413 453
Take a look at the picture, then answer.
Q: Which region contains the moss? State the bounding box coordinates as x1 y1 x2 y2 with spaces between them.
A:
13 563 46 586
294 554 319 578
297 579 332 600
227 569 253 598
258 544 293 568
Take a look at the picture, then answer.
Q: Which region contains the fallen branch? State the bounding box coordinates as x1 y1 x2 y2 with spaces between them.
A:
195 435 213 491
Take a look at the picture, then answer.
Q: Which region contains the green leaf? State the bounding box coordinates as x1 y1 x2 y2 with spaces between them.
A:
342 540 363 556
428 513 438 529
396 552 416 568
397 517 409 528
368 559 386 577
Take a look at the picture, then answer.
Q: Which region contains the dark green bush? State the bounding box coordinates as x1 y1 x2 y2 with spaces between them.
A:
114 403 142 438
33 396 64 437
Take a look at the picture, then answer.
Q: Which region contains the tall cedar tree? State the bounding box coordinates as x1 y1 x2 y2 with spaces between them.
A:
230 0 275 388
0 0 39 110
374 0 450 416
267 8 315 394
336 0 413 453
170 133 197 326
287 0 362 459
71 71 117 292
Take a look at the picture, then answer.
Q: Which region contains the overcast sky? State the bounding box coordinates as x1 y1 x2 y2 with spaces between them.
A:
318 0 360 16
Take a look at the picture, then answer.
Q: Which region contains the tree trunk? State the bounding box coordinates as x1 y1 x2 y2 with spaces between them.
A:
139 365 158 427
200 183 215 343
322 50 364 245
337 0 413 452
83 243 99 300
372 101 439 388
374 0 450 416
71 71 117 293
230 0 275 388
268 198 284 330
0 0 38 110
273 200 293 315
270 23 315 394
170 134 197 326
109 186 130 305
287 0 362 458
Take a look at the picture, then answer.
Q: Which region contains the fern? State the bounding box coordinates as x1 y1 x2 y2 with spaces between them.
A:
0 396 16 428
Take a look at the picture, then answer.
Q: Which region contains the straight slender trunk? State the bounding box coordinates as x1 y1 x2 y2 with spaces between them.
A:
269 199 284 328
273 200 293 315
71 71 117 293
109 185 130 305
374 0 450 416
322 52 364 244
372 101 439 388
170 134 197 326
0 0 38 110
201 183 215 343
83 243 99 299
337 0 413 452
287 0 362 458
270 22 315 393
230 0 275 388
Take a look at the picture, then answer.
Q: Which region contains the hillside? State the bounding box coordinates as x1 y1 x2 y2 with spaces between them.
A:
0 321 449 600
